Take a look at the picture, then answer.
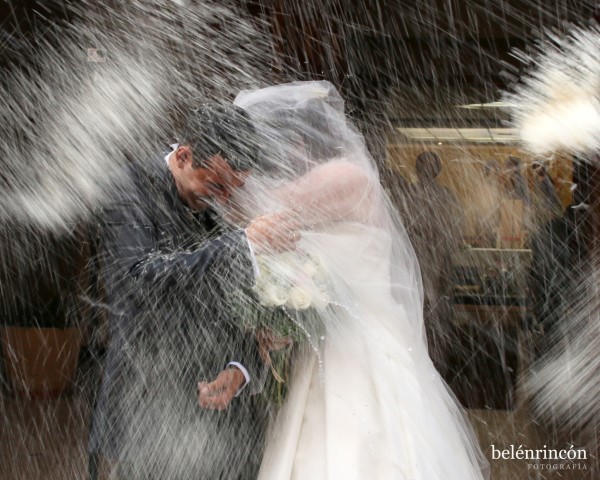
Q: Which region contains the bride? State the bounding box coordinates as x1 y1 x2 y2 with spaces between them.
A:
227 81 489 480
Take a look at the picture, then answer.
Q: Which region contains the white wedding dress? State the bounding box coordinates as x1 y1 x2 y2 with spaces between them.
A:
256 223 488 480
231 81 489 480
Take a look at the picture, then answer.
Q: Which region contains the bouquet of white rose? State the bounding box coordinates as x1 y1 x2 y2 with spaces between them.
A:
242 250 330 342
232 250 331 400
255 251 330 309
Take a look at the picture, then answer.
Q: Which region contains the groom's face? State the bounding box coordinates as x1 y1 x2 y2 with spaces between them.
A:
172 145 249 211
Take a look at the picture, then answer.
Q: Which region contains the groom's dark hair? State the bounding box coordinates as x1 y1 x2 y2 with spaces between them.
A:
179 104 259 171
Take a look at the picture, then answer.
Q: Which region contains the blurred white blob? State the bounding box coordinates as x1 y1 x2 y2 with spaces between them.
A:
523 265 600 452
505 26 600 157
0 49 168 230
0 0 271 232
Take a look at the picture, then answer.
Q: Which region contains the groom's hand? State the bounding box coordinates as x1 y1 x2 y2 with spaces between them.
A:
197 368 245 411
246 212 301 253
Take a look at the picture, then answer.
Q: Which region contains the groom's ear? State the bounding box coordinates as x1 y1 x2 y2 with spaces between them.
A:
174 145 193 169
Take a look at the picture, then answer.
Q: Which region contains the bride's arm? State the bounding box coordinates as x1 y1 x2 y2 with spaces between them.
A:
275 159 377 225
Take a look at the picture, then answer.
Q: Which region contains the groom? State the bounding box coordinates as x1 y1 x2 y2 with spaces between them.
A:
89 105 299 479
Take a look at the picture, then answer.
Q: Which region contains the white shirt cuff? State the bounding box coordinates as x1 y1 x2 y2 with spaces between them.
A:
244 232 260 279
227 362 250 397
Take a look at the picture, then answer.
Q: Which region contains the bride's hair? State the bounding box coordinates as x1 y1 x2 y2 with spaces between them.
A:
285 99 344 161
253 98 352 182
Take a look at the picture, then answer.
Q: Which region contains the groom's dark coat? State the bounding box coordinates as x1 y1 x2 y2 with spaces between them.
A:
89 152 266 479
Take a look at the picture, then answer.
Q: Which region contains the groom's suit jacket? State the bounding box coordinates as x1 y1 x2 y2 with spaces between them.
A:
89 152 266 479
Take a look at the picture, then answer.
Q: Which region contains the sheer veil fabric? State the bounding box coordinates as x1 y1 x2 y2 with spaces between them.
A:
229 81 490 480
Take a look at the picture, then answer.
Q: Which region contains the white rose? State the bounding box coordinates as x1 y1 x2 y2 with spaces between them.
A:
257 283 287 307
311 289 329 310
312 263 329 284
301 261 319 277
286 286 312 310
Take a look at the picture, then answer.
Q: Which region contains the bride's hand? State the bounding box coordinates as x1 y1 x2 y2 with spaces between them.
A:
245 212 302 254
256 329 293 364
